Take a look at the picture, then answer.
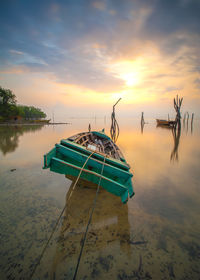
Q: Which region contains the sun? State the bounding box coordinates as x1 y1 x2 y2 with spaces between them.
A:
109 59 142 88
121 72 140 87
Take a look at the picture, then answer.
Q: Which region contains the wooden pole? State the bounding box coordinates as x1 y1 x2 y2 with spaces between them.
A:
173 95 183 129
191 113 194 134
110 98 121 143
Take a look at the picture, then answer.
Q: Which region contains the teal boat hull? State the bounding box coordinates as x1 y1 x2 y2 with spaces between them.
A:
43 132 134 203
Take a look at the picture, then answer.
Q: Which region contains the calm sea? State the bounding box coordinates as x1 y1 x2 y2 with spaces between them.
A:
0 118 199 279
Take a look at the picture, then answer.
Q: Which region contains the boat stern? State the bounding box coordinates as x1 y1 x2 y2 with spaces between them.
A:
43 147 56 169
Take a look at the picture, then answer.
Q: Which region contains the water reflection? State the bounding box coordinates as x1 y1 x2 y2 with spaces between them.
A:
156 124 182 162
191 121 193 134
48 176 131 279
140 121 144 134
0 125 44 155
140 112 145 134
1 120 200 279
182 113 195 135
170 127 181 162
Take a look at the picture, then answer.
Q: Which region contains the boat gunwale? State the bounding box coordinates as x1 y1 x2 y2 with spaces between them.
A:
60 139 130 170
156 119 176 124
56 143 133 177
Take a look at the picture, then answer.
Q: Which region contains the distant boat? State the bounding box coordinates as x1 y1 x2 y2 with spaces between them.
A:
156 119 176 127
43 130 134 203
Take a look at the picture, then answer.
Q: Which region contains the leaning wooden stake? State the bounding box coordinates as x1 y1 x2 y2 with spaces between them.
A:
110 98 121 143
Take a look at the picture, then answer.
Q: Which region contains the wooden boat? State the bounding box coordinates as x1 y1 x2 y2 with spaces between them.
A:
43 130 134 203
156 119 176 127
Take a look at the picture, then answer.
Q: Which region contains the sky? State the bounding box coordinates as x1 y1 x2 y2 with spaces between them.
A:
0 0 200 120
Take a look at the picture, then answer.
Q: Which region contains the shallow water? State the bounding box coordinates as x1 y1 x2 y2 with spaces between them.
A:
0 119 200 279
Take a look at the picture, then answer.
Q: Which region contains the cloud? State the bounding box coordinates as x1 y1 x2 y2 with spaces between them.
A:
194 78 200 89
0 0 200 103
166 86 181 92
0 66 28 74
9 50 24 55
92 1 106 11
143 0 200 36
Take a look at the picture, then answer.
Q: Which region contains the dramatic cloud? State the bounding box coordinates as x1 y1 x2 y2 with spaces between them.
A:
0 0 200 116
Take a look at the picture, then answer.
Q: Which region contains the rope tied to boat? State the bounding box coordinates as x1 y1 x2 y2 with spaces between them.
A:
30 151 96 279
73 156 106 280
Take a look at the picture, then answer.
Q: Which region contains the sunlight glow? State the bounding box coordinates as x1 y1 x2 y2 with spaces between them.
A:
122 72 140 87
111 91 127 101
110 59 143 87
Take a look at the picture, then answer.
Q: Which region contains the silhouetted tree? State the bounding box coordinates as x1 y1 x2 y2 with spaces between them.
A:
0 86 46 121
0 86 17 105
0 86 18 120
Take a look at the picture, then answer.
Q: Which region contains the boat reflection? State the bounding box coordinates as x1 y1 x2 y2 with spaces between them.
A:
50 175 131 279
0 125 44 155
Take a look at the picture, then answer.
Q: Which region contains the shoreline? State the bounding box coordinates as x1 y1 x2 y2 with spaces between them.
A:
0 122 70 126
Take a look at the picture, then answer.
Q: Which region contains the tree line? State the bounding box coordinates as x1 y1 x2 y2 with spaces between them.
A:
0 86 46 121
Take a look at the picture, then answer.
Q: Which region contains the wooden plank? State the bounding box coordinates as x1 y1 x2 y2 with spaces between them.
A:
75 133 91 143
52 157 128 189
